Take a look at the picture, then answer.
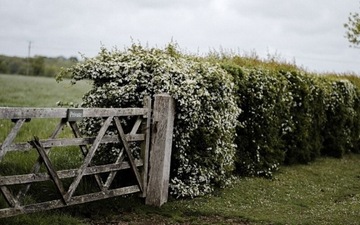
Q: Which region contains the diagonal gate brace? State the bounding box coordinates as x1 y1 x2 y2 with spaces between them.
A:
29 136 67 204
64 116 113 202
114 117 143 192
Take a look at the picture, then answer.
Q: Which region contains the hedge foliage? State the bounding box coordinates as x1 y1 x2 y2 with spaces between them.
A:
59 44 360 197
58 44 239 198
222 62 360 177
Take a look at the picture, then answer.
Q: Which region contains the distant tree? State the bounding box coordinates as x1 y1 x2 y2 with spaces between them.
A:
8 58 26 75
31 56 45 75
0 55 76 77
69 56 78 62
0 57 8 74
344 9 360 48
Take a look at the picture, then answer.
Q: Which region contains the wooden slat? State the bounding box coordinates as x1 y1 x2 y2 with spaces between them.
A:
0 134 145 152
0 107 147 119
64 116 113 202
30 137 67 204
114 117 143 192
103 149 125 190
140 96 152 197
68 121 87 155
0 119 26 160
130 117 143 134
0 159 143 186
0 185 140 218
0 185 19 208
16 119 66 200
68 121 105 191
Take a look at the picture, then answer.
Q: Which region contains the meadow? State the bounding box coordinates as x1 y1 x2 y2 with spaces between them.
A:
0 74 91 107
0 74 360 225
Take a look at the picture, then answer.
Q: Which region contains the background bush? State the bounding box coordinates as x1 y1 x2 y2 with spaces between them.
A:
0 55 77 77
221 59 360 178
280 71 327 165
222 64 289 177
322 79 359 157
58 44 239 198
59 44 360 197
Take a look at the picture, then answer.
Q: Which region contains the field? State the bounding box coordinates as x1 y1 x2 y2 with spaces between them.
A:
0 74 91 107
1 74 360 225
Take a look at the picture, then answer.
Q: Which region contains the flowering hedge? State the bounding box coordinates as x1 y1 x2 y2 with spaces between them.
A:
280 71 327 165
322 79 360 157
222 62 360 177
222 65 289 177
58 44 240 198
58 44 360 196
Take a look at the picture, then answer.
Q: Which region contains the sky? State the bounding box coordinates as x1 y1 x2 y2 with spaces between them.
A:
0 0 359 74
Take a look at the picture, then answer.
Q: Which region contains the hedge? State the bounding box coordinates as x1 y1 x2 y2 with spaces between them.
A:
222 62 360 177
59 44 360 197
58 44 239 198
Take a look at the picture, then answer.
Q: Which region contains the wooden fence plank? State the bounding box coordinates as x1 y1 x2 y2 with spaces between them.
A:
1 134 145 152
64 116 113 202
68 121 105 191
146 94 175 206
16 119 66 200
0 119 26 161
114 117 143 192
103 149 125 190
130 117 143 134
30 137 67 203
0 185 140 219
0 159 143 186
140 96 151 198
0 185 19 208
0 107 147 119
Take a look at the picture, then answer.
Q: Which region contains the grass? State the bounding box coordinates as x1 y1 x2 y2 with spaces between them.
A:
1 74 360 224
0 74 91 107
3 154 357 225
0 73 90 174
65 154 360 225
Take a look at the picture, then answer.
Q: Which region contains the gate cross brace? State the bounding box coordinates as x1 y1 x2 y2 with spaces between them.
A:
16 119 67 200
64 116 113 202
0 185 19 208
114 117 143 192
102 147 125 190
91 116 145 191
0 119 25 208
0 119 26 161
68 121 106 191
29 137 67 204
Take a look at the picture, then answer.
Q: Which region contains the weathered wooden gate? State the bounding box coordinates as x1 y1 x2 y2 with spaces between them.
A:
0 94 174 218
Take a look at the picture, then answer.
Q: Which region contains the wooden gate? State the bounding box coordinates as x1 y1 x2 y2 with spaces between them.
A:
0 97 154 218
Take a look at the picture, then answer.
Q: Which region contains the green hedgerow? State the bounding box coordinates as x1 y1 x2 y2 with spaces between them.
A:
57 44 240 198
223 64 290 177
322 79 359 157
280 71 327 164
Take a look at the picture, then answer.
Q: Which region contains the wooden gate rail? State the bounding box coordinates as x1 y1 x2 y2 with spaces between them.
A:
0 97 152 218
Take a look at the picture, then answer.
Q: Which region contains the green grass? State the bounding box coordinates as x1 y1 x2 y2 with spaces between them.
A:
68 154 360 225
0 74 91 107
0 73 89 175
10 154 355 225
1 74 360 224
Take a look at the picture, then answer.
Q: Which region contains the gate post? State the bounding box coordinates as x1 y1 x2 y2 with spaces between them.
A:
145 94 175 206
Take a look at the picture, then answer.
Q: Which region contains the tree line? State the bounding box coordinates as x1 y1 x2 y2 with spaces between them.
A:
0 55 78 77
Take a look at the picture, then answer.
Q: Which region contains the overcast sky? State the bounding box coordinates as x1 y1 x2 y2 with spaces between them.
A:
1 0 359 74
